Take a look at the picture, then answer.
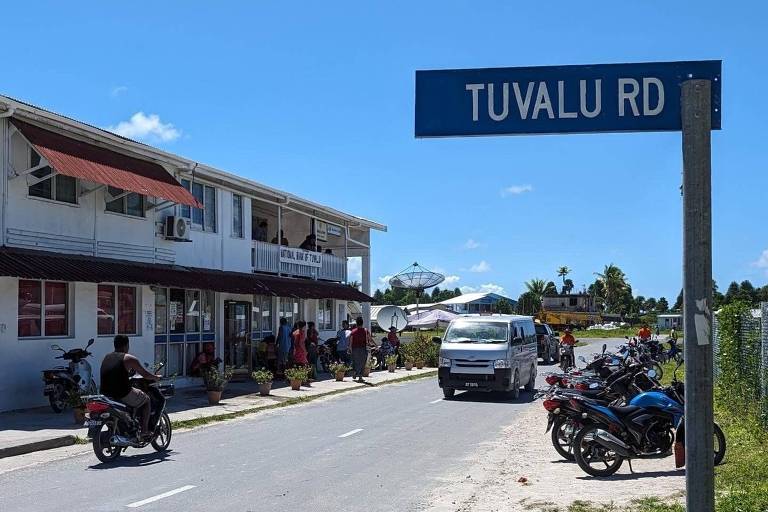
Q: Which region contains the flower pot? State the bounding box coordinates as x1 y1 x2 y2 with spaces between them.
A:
73 407 86 424
405 362 414 371
207 390 222 404
290 379 302 391
258 382 272 396
335 371 345 382
415 361 425 369
363 367 371 377
387 364 396 373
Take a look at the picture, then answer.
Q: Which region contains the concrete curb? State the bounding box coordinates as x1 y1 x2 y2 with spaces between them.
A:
0 435 77 459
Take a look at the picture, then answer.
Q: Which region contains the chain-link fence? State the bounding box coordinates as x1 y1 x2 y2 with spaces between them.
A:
712 302 768 427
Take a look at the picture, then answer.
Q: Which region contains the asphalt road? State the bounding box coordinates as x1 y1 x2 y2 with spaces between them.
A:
0 338 624 512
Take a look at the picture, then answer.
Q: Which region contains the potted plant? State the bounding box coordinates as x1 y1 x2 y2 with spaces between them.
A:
203 365 233 404
251 368 274 396
68 392 86 424
285 366 309 391
386 354 398 372
329 362 350 382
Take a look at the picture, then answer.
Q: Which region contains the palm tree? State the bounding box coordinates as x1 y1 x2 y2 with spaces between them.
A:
525 278 547 309
557 266 571 287
594 264 628 313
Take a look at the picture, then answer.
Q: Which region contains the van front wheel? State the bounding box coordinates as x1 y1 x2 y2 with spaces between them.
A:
442 387 455 399
508 371 520 400
524 365 536 392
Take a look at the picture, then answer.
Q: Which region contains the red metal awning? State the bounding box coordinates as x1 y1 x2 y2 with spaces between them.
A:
0 247 374 302
12 119 200 208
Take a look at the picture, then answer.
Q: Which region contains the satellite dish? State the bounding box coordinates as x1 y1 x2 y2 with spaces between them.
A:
376 306 408 331
389 262 445 290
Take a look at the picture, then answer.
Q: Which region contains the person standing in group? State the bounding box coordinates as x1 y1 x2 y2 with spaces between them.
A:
387 326 401 367
292 321 308 367
307 321 319 379
336 320 351 365
276 317 292 378
349 317 370 382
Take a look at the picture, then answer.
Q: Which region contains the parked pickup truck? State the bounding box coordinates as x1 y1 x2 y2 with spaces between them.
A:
535 322 559 364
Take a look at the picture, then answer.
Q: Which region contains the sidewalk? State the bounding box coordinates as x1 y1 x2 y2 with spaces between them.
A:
0 367 436 459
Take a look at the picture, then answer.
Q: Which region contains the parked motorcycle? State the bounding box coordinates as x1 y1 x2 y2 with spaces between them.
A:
42 339 97 413
540 356 660 461
569 361 726 477
84 364 174 464
559 343 576 371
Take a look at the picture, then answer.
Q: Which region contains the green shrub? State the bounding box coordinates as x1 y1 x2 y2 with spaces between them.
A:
285 366 309 382
251 368 273 384
329 362 350 374
203 365 233 391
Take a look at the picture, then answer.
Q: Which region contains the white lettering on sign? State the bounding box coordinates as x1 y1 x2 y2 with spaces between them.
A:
618 78 640 117
280 247 323 268
466 77 666 123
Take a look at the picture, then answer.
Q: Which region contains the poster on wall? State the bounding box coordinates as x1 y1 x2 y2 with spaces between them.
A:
144 310 154 331
169 302 178 321
203 313 211 331
315 220 328 242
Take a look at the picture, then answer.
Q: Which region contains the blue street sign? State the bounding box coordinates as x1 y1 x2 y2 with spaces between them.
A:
415 60 721 137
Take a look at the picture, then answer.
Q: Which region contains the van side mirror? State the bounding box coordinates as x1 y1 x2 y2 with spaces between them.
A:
432 336 442 344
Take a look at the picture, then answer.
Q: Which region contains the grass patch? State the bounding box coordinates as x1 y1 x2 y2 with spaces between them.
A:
572 328 636 339
73 435 90 445
171 370 437 430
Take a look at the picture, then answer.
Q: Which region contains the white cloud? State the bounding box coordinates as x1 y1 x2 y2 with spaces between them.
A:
500 184 533 197
110 85 128 97
107 112 181 143
443 275 461 285
348 258 362 282
469 260 491 273
463 238 481 250
377 274 393 287
754 249 768 274
460 283 506 295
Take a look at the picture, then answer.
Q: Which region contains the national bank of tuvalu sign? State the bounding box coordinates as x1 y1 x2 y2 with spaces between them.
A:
415 60 721 137
280 247 323 268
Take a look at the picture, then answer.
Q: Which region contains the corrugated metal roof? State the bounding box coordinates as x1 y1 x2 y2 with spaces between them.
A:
12 119 201 208
0 247 373 302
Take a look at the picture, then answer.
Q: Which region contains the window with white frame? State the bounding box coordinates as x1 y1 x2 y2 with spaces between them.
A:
97 285 138 335
27 148 77 204
318 299 334 330
18 280 70 337
232 193 243 238
180 179 216 232
105 186 145 217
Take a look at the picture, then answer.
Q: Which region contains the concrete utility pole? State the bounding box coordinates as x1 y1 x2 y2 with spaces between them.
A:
681 79 714 512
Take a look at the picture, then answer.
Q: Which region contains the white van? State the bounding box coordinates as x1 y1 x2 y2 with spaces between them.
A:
435 315 538 399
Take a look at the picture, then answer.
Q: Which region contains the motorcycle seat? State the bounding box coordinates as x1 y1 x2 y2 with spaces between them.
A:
608 405 642 417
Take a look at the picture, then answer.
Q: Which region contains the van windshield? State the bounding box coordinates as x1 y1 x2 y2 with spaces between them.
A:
443 321 508 344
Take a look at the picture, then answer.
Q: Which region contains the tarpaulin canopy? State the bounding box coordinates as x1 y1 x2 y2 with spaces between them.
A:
407 309 459 328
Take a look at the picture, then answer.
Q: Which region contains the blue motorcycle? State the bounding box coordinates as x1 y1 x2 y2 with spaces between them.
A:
569 362 726 477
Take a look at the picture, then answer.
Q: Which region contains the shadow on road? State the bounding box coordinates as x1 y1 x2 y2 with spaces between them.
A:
87 450 174 470
447 390 538 404
576 468 685 481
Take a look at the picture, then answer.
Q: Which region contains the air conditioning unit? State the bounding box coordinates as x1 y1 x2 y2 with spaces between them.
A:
164 216 191 241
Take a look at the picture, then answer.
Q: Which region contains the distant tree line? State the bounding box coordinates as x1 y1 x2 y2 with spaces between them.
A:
516 264 768 323
372 286 463 307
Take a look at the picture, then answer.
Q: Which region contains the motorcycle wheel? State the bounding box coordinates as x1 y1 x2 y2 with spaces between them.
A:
714 422 726 466
551 416 576 461
48 388 66 413
93 423 122 464
573 424 624 477
151 413 172 452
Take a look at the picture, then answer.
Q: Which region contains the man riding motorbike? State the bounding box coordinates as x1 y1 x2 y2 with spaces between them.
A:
560 328 576 347
99 335 160 441
637 323 652 342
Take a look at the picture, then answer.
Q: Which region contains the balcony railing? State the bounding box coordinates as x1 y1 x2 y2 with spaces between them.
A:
252 240 347 282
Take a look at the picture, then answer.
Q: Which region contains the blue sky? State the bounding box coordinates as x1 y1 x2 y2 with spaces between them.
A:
2 1 766 301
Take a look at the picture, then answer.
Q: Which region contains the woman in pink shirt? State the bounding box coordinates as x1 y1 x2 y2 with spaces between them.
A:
292 321 308 366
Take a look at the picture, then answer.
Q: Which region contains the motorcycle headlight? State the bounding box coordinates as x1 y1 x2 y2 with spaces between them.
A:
439 357 451 368
494 359 510 369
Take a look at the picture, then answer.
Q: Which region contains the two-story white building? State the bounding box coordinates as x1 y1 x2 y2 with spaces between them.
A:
0 95 384 412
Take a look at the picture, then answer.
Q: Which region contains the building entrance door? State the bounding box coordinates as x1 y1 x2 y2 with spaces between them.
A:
224 301 252 372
